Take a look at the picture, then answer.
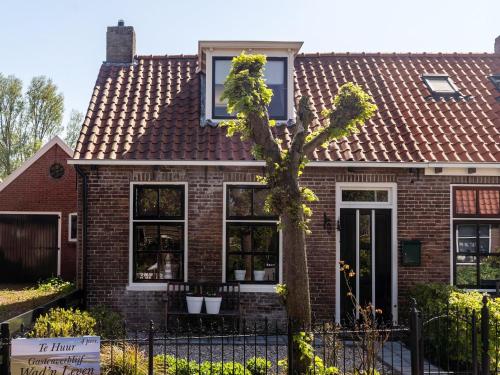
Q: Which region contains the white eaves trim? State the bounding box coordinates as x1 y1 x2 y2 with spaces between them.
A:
67 159 499 170
0 136 73 193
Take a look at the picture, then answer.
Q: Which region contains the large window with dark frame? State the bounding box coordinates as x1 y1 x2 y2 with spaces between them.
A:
212 57 287 120
226 186 279 284
453 187 500 289
132 185 185 282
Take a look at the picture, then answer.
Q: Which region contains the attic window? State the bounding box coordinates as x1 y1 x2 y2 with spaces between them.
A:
213 57 287 120
490 75 500 91
422 74 459 95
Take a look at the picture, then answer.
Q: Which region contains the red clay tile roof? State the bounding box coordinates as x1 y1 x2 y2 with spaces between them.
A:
74 52 500 162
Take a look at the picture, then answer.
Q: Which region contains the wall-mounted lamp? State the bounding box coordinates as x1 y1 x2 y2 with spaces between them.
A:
323 212 333 233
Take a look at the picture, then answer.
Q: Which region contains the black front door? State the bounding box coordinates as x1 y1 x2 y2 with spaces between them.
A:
339 208 392 322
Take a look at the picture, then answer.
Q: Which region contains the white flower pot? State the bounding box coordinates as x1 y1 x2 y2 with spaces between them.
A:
186 296 203 314
234 270 246 281
204 296 222 314
254 270 265 281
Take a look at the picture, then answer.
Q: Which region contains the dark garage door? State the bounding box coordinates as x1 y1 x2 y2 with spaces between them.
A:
0 214 59 283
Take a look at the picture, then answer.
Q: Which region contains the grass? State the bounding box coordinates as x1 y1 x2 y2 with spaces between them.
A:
0 277 74 322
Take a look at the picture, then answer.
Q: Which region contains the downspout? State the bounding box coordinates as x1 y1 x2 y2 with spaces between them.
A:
75 165 88 308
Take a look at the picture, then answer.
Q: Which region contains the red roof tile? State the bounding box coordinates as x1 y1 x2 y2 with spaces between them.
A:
74 53 500 162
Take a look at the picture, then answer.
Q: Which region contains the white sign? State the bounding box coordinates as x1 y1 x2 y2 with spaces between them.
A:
11 336 100 375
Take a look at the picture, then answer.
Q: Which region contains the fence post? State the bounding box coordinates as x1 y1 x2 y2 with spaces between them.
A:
481 295 490 375
410 299 423 375
287 318 293 375
0 323 10 375
471 310 478 375
148 320 154 375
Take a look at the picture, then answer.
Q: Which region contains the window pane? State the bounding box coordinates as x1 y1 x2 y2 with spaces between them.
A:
135 225 159 252
228 188 252 217
135 253 182 281
253 254 277 281
253 225 278 252
342 190 376 202
426 78 456 93
456 255 477 286
253 188 274 216
479 238 490 253
479 224 490 237
214 59 231 117
265 60 286 118
457 224 476 237
228 225 252 253
159 225 183 251
479 190 500 215
136 188 157 217
455 189 476 215
159 188 183 217
70 215 77 239
457 238 477 253
227 254 252 281
479 256 500 288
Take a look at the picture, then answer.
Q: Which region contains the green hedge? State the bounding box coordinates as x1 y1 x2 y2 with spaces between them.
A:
409 283 500 371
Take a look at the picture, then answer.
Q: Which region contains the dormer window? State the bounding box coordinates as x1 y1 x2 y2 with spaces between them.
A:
199 41 303 123
213 57 287 119
422 74 459 96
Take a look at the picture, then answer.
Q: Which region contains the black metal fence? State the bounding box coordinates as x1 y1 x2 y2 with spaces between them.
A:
1 297 498 375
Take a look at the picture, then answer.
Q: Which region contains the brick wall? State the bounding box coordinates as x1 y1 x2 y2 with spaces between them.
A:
0 144 77 280
76 165 499 324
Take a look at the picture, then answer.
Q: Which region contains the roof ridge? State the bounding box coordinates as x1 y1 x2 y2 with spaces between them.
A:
135 54 197 60
297 52 498 58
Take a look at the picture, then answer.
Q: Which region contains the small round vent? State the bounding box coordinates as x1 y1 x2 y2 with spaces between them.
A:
49 163 65 179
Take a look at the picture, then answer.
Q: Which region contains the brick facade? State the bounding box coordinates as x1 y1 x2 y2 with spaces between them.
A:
76 165 500 323
0 143 77 280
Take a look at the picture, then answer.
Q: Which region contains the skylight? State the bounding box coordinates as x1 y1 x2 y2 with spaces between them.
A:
422 74 459 95
490 75 500 91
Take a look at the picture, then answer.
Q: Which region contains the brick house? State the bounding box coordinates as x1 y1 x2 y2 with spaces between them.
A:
0 137 77 282
70 22 500 324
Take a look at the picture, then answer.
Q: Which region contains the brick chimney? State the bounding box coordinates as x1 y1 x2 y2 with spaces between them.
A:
496 36 500 54
106 20 136 63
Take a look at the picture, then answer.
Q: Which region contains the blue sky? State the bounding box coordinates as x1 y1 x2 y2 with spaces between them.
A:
1 0 499 128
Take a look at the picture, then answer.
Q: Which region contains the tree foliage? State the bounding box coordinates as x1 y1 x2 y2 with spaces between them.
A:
0 74 65 178
65 109 84 149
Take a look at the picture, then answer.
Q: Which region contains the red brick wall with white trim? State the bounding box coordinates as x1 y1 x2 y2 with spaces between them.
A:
0 144 77 281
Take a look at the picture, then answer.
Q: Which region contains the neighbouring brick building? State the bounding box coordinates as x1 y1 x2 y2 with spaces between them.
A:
71 21 500 324
0 137 77 282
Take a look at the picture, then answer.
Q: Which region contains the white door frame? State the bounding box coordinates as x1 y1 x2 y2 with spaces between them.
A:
0 211 62 276
335 183 398 324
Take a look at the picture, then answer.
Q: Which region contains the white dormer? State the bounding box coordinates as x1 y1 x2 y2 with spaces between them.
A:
198 41 303 123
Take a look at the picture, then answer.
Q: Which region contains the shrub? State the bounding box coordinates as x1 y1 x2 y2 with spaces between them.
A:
89 306 125 339
153 355 246 375
37 277 74 293
408 283 500 371
101 344 148 375
246 357 272 375
29 307 95 338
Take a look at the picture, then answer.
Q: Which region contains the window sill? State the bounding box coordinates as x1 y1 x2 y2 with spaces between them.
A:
126 283 168 292
239 284 277 293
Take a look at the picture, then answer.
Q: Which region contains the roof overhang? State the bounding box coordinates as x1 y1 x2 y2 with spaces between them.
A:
0 136 73 193
197 40 303 73
67 158 500 173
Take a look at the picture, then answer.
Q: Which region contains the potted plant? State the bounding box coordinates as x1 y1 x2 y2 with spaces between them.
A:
204 291 222 314
253 258 265 281
233 259 246 281
185 286 203 314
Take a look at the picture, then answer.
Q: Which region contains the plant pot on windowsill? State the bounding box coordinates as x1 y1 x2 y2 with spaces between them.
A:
204 293 222 314
186 293 203 314
253 270 265 281
234 270 246 281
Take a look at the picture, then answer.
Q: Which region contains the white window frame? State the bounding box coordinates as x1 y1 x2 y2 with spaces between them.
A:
127 182 188 291
205 50 295 122
335 182 398 324
449 184 500 292
222 182 283 293
68 212 77 242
